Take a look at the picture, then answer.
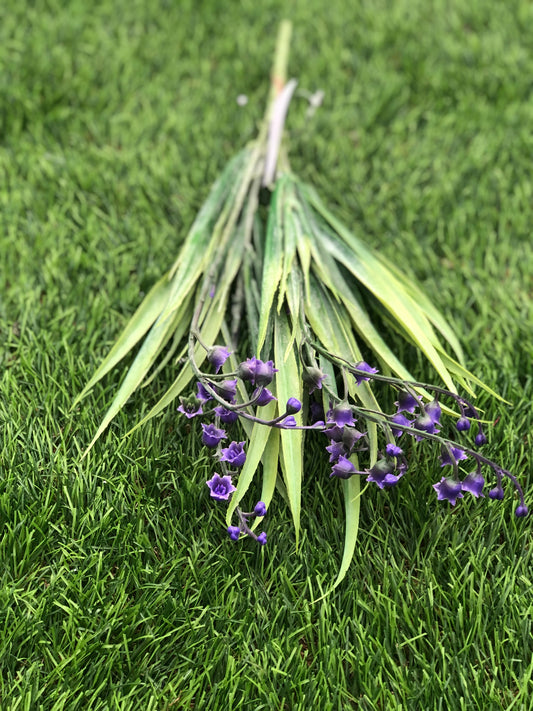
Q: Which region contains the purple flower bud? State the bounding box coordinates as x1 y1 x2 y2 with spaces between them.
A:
254 501 267 517
257 531 267 546
475 432 487 446
286 397 302 414
515 505 529 517
281 415 297 428
461 472 485 497
254 388 277 406
395 391 420 413
328 403 355 428
303 366 327 394
425 400 442 424
331 455 356 479
201 423 227 448
216 379 237 403
433 477 464 505
214 405 239 424
207 345 231 373
219 441 246 467
354 361 379 385
177 397 203 419
385 443 403 457
391 413 412 438
488 487 504 500
206 473 236 500
456 417 471 432
227 525 241 541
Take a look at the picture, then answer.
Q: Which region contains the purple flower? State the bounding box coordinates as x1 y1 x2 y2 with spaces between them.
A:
254 388 276 406
366 460 402 489
475 432 487 446
207 345 231 373
323 425 345 442
236 358 257 382
286 397 302 414
413 414 440 440
461 472 485 497
206 473 236 500
395 391 420 413
515 505 529 517
236 358 278 386
456 416 471 432
433 477 464 505
254 501 267 517
326 441 346 463
257 532 267 545
177 397 203 419
227 525 241 541
342 427 365 451
303 366 327 394
488 486 504 500
196 381 213 403
201 423 227 448
439 446 468 467
385 443 403 457
214 405 239 424
331 455 356 479
354 361 379 385
425 400 442 424
216 379 237 403
328 403 355 428
254 359 278 386
391 413 412 437
219 441 246 467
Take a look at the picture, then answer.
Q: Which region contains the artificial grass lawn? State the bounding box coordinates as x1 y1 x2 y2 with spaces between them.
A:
1 0 532 708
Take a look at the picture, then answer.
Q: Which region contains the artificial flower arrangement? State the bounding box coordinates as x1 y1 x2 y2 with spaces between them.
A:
75 21 528 588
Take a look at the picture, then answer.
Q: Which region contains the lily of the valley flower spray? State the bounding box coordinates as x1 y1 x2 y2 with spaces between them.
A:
75 21 528 589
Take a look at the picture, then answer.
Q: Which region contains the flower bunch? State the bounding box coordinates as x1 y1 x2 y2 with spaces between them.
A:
75 21 528 588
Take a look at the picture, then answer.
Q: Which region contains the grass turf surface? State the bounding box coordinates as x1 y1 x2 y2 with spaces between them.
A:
1 0 532 708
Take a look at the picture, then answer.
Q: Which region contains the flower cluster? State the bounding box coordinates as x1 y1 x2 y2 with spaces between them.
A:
179 342 305 545
179 338 528 547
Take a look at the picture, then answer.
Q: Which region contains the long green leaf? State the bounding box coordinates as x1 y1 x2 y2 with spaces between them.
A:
225 399 278 524
256 178 286 352
333 472 362 589
274 311 303 547
127 292 228 434
73 272 174 407
250 426 281 532
315 228 457 392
